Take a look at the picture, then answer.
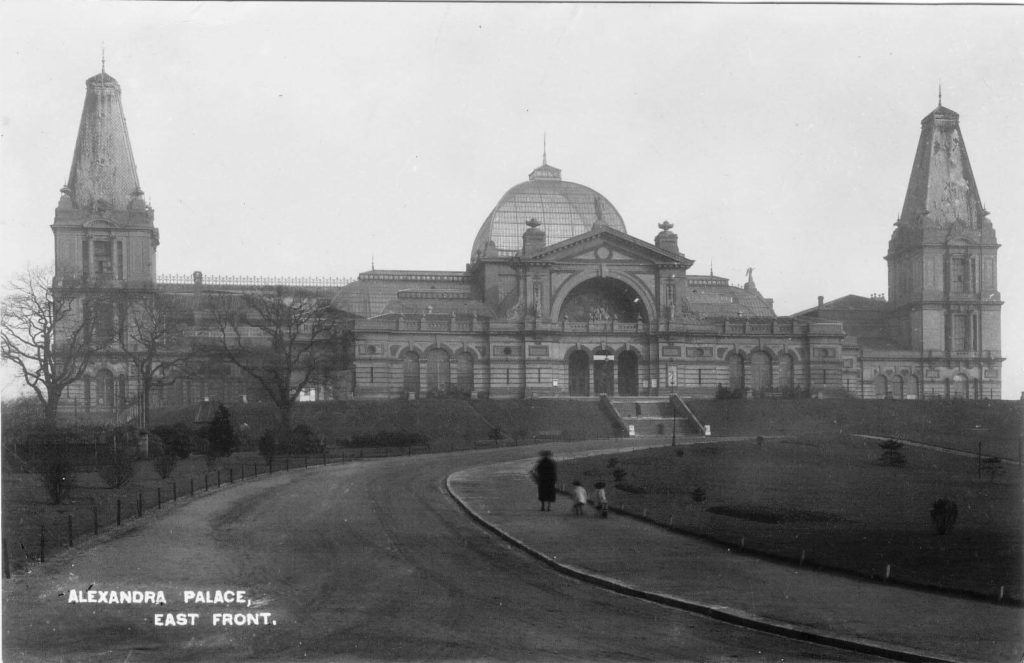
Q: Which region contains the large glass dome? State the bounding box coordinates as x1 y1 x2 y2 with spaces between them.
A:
470 161 627 261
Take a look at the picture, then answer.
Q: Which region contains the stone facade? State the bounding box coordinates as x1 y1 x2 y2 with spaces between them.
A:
48 71 1004 423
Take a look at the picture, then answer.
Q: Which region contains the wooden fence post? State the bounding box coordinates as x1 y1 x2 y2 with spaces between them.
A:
67 514 73 547
137 492 143 518
190 478 194 497
216 470 221 487
39 525 45 563
117 499 121 526
93 506 98 536
157 487 162 510
173 481 177 502
2 538 10 579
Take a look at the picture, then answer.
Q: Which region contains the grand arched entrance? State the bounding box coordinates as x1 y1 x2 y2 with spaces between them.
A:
568 350 590 396
617 350 639 396
559 277 648 323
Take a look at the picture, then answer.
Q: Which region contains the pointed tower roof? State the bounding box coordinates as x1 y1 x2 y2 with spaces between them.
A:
66 69 142 211
898 102 985 228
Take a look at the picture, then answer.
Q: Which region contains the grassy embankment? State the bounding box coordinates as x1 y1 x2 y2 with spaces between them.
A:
561 399 1023 602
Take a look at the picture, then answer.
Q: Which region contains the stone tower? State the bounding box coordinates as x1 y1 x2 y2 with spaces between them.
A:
52 68 158 287
885 102 1002 397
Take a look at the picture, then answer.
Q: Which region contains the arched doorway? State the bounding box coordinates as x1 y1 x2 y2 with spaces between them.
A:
425 348 450 393
891 375 904 400
749 351 772 393
951 374 967 399
617 350 639 396
568 350 590 396
455 352 474 395
593 349 615 395
96 369 115 411
726 353 744 392
402 352 420 396
873 374 888 399
778 353 794 390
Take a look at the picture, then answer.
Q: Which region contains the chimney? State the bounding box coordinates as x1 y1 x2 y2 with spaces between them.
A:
654 221 680 255
522 218 546 257
817 295 824 310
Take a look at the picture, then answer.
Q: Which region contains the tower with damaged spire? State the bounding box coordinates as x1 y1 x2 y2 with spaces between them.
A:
52 67 158 287
885 100 1002 397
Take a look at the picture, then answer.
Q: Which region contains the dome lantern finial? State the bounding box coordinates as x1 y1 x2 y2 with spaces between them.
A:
101 44 106 74
542 132 547 166
938 83 942 107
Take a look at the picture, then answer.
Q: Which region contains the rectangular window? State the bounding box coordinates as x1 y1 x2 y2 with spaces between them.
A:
951 315 968 351
94 240 113 276
951 257 968 294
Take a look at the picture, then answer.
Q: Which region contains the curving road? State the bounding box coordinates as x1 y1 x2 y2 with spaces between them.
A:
3 441 883 662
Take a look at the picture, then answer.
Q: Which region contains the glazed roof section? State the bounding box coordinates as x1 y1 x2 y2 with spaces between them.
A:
471 162 627 261
681 275 776 318
331 270 492 318
793 294 899 349
66 71 142 211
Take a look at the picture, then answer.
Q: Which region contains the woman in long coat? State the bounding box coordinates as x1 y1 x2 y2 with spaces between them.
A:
532 450 557 511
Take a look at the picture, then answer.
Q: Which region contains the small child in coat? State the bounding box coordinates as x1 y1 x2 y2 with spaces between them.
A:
571 480 588 516
593 481 608 518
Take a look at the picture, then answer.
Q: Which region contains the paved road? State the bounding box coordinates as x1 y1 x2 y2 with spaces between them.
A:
2 440 880 662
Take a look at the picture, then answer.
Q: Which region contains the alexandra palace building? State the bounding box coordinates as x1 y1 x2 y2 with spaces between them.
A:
51 69 1004 421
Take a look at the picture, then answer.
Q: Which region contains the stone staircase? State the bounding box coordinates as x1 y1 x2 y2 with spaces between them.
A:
607 397 688 437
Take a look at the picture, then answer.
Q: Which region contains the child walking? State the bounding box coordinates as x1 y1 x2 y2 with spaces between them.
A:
571 480 588 516
593 481 608 518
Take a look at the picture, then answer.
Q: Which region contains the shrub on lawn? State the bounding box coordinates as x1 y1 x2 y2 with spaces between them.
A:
285 424 326 454
930 498 958 535
612 467 627 483
150 423 194 459
691 487 707 503
878 439 907 467
99 443 137 489
33 442 75 505
488 426 504 441
258 430 278 464
152 452 177 479
207 405 236 459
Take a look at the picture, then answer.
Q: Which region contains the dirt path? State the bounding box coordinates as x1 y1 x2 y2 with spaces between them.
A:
3 441 879 661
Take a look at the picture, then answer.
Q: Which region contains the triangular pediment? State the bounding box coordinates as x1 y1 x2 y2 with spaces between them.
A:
526 226 693 268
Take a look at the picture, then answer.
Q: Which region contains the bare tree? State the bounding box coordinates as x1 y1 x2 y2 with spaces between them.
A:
1 266 111 429
204 287 351 431
117 291 194 431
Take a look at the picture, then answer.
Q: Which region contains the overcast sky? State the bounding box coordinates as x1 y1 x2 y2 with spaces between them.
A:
2 2 1022 400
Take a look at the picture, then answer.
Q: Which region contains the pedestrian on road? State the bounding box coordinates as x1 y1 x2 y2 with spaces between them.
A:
532 450 558 511
593 481 608 518
571 480 588 516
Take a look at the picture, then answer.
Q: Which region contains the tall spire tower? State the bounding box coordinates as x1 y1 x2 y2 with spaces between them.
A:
885 101 1002 398
53 67 158 285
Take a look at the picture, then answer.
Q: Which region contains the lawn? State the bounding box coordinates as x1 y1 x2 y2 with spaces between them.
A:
558 435 1022 603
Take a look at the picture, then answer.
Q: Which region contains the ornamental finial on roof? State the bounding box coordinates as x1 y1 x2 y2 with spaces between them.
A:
102 45 106 74
658 220 674 231
525 217 541 228
543 132 547 166
938 83 942 107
